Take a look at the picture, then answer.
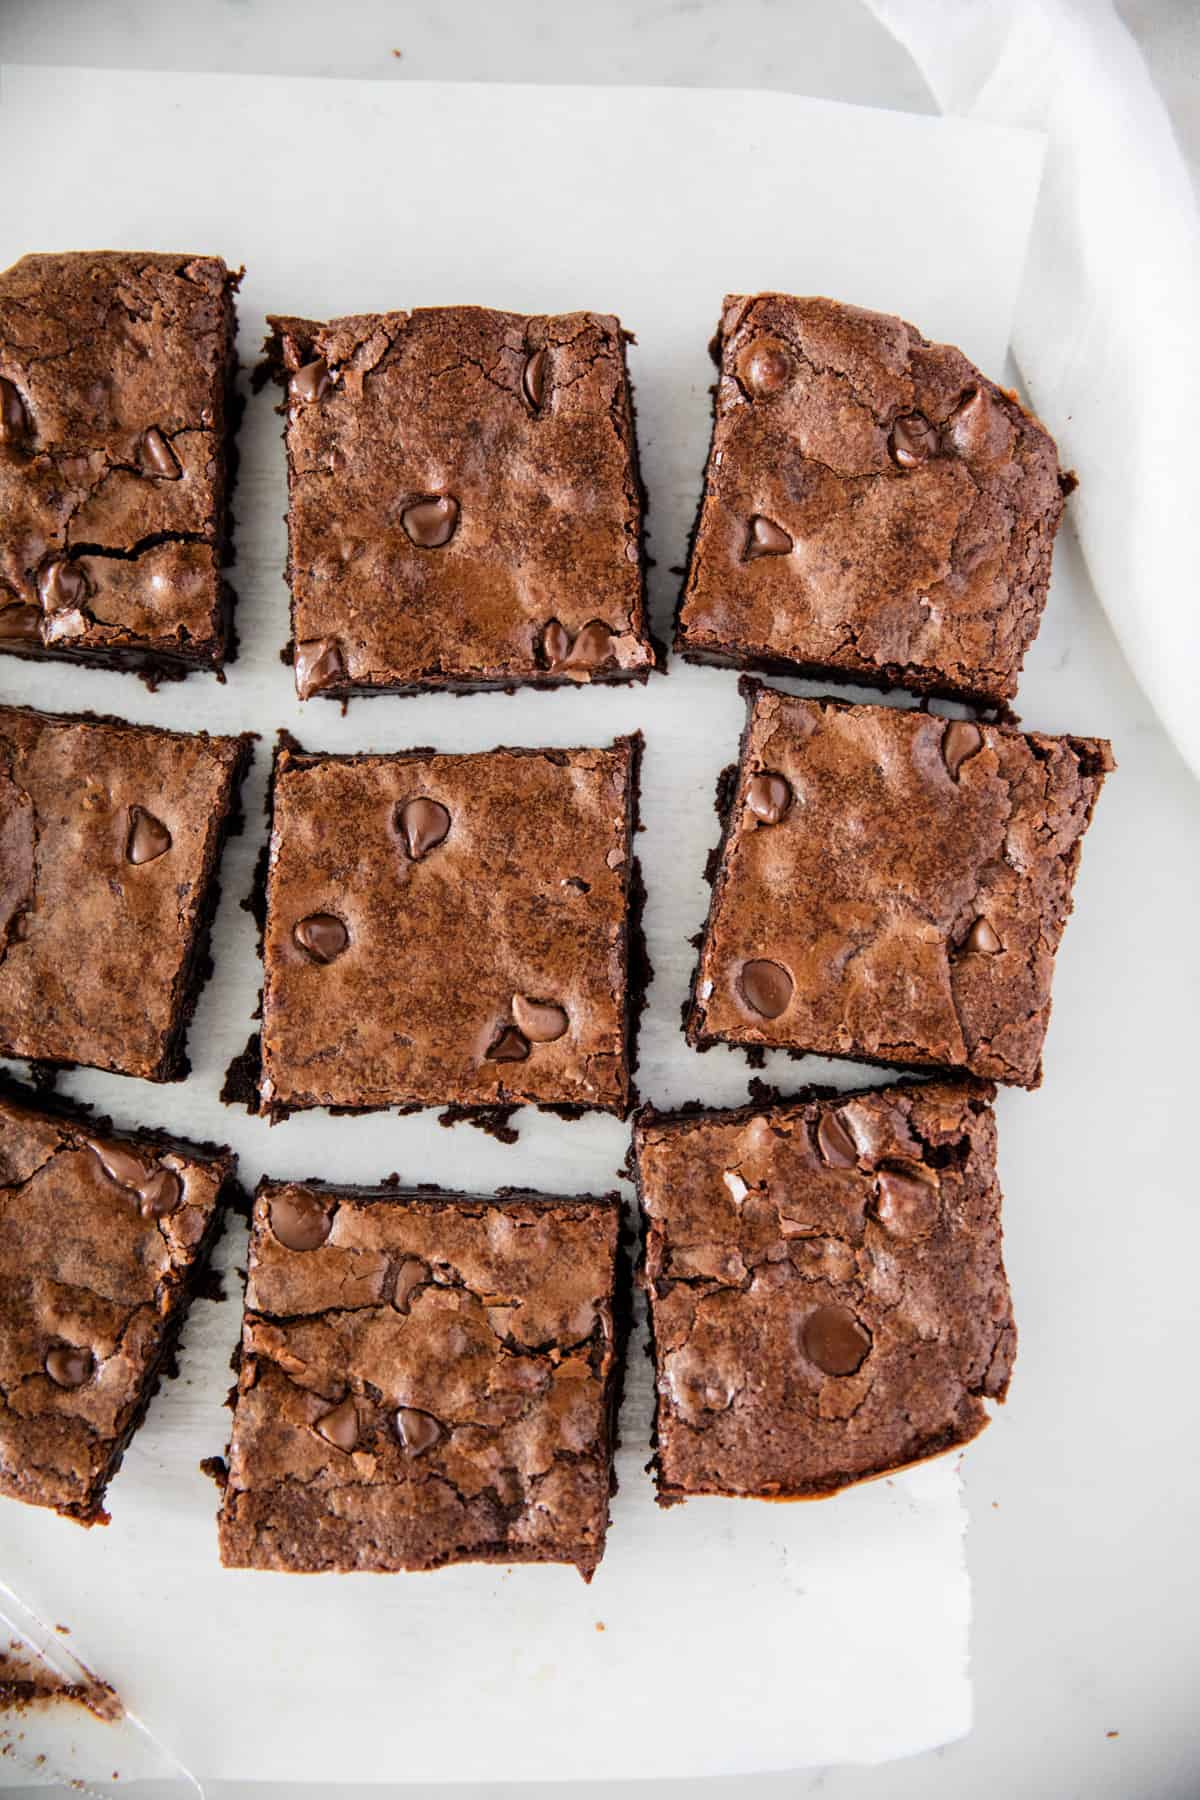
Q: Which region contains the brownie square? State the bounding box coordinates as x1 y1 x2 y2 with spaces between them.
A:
676 294 1071 706
0 705 253 1081
687 681 1113 1088
0 252 241 676
0 1079 235 1523
256 732 643 1117
265 306 657 698
218 1181 624 1577
634 1078 1014 1502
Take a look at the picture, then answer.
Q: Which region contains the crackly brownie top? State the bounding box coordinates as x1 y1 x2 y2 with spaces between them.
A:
0 1087 231 1515
0 252 237 657
0 706 250 1079
636 1079 1014 1499
221 1185 620 1572
690 684 1113 1087
677 294 1068 704
268 306 654 695
260 737 637 1114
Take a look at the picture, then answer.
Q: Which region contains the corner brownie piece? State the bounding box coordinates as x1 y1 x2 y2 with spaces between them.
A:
634 1078 1014 1502
0 252 241 676
218 1181 624 1577
255 732 642 1117
0 705 253 1080
676 294 1071 706
266 306 656 698
0 1079 235 1523
687 681 1113 1088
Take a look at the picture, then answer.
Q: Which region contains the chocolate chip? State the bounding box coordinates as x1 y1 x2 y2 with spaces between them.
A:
401 495 459 548
875 1167 940 1239
746 772 792 824
291 358 331 402
744 516 793 560
802 1305 871 1376
816 1109 858 1168
269 1190 333 1252
294 636 346 699
138 427 181 479
397 797 451 860
293 913 350 963
313 1396 359 1453
738 959 793 1019
37 559 89 614
947 388 993 457
45 1345 94 1389
0 377 30 445
0 603 41 641
962 916 1002 955
739 338 791 398
889 412 937 468
541 620 572 666
126 806 172 865
393 1258 428 1313
87 1138 148 1190
522 348 548 410
942 720 984 781
512 995 568 1042
136 1168 183 1218
86 1138 182 1218
487 1026 530 1062
396 1407 440 1456
541 617 617 675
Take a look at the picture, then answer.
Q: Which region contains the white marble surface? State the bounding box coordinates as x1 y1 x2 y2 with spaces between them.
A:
1 5 1198 1799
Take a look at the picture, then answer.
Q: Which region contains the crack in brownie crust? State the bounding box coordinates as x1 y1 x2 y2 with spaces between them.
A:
0 1079 236 1523
0 252 241 676
676 294 1071 705
218 1182 624 1578
634 1078 1015 1502
686 680 1113 1088
266 305 657 697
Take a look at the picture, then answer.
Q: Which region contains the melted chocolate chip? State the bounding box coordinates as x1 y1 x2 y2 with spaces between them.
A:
401 495 459 548
746 772 792 824
541 620 572 667
0 377 30 445
512 995 569 1042
802 1305 871 1376
37 559 89 614
87 1139 148 1189
947 388 993 457
739 338 791 398
291 358 331 402
738 959 793 1019
269 1190 334 1252
45 1345 94 1389
294 637 346 699
522 347 548 410
744 515 793 560
0 603 41 641
136 1168 183 1218
942 720 984 781
396 1407 440 1455
542 617 617 675
487 1026 531 1063
889 412 938 468
313 1396 359 1453
816 1109 858 1168
293 913 350 963
126 806 172 865
962 916 1002 955
393 1258 428 1313
398 797 451 860
875 1167 940 1239
138 427 181 479
86 1138 182 1218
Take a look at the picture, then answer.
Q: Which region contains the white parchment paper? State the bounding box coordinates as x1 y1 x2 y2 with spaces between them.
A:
0 69 1045 1784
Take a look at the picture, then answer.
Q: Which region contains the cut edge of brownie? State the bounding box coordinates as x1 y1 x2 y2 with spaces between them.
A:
236 728 645 1125
682 677 1115 1092
0 257 245 685
0 1072 242 1526
0 705 256 1086
218 1181 628 1579
261 310 662 700
631 1075 1012 1505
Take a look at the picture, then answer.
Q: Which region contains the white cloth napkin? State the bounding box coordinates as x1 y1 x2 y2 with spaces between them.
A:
868 0 1200 779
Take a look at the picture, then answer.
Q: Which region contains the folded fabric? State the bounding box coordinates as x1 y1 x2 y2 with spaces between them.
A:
868 0 1200 780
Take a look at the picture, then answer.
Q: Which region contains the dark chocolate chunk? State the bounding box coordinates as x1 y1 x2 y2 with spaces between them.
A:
86 1137 182 1219
294 637 346 699
942 720 984 781
962 917 1002 955
126 806 172 865
542 618 617 673
512 996 569 1042
746 772 792 824
395 1406 440 1456
401 496 459 548
291 359 331 402
44 1345 95 1389
889 411 937 468
293 913 350 964
269 1189 333 1252
37 559 90 614
138 427 182 479
487 1025 531 1063
738 958 793 1018
802 1305 871 1376
875 1167 939 1239
744 516 793 560
397 797 451 861
816 1108 858 1168
313 1396 359 1453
